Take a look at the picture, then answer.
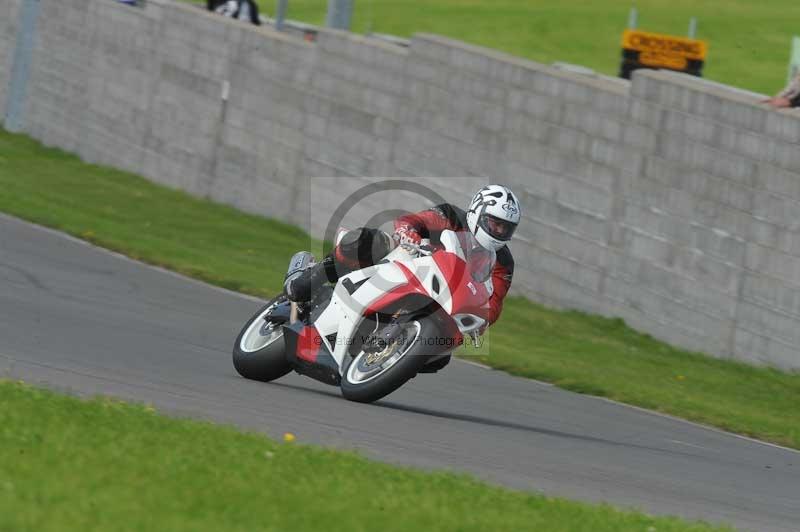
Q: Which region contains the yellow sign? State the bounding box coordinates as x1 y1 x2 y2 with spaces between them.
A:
619 29 707 79
639 51 687 70
622 29 707 61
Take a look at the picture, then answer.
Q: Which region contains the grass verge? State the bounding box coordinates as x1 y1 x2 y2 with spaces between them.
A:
0 380 732 532
0 127 798 449
190 0 797 95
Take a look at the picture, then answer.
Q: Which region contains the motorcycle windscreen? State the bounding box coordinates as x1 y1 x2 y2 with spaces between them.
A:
454 231 496 283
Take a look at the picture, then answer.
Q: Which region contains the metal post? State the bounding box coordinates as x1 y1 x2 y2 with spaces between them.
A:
326 0 353 30
275 0 288 31
5 0 41 132
627 7 638 29
788 36 800 84
688 17 697 38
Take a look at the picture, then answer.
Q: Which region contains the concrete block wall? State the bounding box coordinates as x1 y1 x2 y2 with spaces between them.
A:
393 35 645 334
302 30 411 235
626 70 800 367
4 0 800 369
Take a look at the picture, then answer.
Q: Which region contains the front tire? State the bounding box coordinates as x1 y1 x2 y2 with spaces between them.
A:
233 297 292 382
340 318 438 403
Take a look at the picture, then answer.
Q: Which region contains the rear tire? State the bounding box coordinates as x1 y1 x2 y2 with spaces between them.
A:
340 317 438 403
232 297 292 382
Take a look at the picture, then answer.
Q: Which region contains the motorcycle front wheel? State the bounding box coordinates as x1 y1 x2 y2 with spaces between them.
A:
232 297 292 382
340 318 437 403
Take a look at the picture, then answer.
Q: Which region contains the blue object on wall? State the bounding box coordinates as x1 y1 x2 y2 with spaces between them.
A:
5 0 41 132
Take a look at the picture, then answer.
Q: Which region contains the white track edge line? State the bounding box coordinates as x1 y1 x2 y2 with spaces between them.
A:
593 395 800 454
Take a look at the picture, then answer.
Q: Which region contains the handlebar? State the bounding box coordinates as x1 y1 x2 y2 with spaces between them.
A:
399 239 434 257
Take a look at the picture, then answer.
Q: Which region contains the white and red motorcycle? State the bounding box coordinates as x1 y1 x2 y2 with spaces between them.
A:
232 230 494 403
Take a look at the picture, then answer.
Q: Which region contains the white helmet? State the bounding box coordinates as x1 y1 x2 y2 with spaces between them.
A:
466 185 521 252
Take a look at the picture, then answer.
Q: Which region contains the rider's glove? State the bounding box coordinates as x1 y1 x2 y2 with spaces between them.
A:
392 226 422 248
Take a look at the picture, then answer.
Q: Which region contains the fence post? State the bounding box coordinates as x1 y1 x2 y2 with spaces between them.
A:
5 0 42 132
627 7 637 29
688 17 697 38
326 0 353 30
275 0 288 31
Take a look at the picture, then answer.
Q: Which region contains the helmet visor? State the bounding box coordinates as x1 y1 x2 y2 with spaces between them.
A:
479 214 517 241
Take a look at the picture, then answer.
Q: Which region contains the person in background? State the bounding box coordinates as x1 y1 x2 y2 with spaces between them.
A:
206 0 261 26
763 71 800 108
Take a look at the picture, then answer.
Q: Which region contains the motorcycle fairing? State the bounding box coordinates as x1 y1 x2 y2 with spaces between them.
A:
311 250 457 370
431 251 492 318
282 320 341 385
291 230 492 375
311 259 427 369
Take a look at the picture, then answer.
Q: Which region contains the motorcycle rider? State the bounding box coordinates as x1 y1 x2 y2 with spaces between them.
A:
284 184 521 328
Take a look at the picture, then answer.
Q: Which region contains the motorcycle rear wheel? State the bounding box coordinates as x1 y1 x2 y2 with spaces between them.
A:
340 317 437 403
232 297 292 382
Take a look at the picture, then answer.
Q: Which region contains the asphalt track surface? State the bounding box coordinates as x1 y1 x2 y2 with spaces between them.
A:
1 214 798 531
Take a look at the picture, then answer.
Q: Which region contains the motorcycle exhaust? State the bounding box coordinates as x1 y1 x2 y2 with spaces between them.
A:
284 251 314 324
283 251 315 309
285 251 315 283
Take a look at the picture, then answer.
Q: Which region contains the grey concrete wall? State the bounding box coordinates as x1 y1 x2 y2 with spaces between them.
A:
4 0 800 369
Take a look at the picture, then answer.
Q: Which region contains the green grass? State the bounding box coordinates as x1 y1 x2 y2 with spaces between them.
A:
1 127 799 451
194 0 799 95
0 135 309 297
0 380 732 532
480 301 800 448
